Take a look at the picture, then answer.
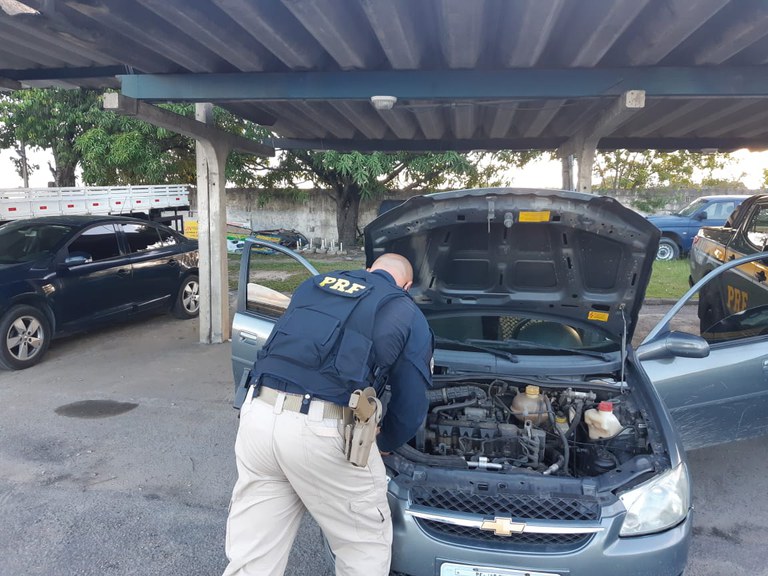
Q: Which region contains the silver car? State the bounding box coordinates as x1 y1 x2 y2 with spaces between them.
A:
231 188 768 576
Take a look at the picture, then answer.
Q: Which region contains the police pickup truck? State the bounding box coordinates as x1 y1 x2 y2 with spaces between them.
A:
689 193 768 331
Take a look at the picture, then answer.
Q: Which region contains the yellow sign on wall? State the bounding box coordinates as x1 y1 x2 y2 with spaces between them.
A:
184 220 198 239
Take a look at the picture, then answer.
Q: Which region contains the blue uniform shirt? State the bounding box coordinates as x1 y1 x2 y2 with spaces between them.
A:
369 270 433 453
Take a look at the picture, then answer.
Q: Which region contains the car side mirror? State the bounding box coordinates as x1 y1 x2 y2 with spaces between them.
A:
636 331 710 361
694 212 707 221
64 253 93 266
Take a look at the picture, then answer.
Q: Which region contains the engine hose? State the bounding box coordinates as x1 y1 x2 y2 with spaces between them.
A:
427 385 487 405
431 398 477 414
565 401 583 438
545 395 569 476
543 454 564 476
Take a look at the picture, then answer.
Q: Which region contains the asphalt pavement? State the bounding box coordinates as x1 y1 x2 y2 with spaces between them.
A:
1 306 767 576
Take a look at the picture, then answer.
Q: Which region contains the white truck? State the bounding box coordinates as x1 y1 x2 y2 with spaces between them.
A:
0 184 190 229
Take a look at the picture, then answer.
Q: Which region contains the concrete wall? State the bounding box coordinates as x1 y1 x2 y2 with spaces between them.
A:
188 187 761 244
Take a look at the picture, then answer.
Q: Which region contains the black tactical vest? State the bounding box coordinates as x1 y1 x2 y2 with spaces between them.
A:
251 269 408 404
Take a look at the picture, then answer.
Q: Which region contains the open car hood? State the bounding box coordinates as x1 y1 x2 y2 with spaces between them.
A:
364 188 659 340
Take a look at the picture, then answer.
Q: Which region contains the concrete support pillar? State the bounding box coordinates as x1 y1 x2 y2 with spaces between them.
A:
557 90 646 195
576 141 597 194
195 103 231 344
103 93 272 346
560 154 574 190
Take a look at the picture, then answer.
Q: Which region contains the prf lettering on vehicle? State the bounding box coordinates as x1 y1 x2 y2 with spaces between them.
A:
315 275 371 297
727 285 749 313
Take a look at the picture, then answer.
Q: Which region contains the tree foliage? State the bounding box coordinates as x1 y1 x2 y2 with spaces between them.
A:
258 149 540 247
593 149 735 191
1 87 542 246
1 88 102 186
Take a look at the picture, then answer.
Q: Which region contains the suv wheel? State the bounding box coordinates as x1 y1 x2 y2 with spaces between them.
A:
656 238 680 261
0 305 51 370
172 275 200 319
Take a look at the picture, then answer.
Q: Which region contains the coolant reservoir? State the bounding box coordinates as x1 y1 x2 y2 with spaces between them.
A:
584 401 622 440
511 385 547 425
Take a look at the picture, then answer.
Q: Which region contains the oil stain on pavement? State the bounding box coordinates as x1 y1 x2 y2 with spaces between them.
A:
55 400 138 419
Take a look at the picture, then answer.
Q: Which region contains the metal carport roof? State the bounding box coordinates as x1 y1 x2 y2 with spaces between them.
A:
2 0 768 153
3 0 768 344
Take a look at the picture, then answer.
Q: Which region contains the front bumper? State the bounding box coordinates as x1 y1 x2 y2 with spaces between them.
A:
388 485 691 576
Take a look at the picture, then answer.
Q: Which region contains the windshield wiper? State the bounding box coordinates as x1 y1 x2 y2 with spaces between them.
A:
435 336 518 363
502 339 613 361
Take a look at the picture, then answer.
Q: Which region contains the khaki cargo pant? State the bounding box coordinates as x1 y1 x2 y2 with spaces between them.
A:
222 388 392 576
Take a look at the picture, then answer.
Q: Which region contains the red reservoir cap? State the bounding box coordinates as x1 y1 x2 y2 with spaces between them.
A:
598 401 613 412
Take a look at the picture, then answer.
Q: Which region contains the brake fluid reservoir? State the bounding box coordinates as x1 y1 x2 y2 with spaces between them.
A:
511 385 547 425
584 401 622 439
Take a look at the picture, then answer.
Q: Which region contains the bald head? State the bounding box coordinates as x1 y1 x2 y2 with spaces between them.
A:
369 253 414 290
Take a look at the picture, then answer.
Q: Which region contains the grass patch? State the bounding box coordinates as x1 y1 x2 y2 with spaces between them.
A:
229 253 693 301
646 259 691 300
228 253 360 293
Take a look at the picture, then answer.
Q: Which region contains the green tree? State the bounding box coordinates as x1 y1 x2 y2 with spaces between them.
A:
76 102 272 186
258 149 539 248
0 88 101 186
593 150 732 191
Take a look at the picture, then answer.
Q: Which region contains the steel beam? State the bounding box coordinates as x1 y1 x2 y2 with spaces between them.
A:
103 93 274 157
268 136 768 153
119 67 768 102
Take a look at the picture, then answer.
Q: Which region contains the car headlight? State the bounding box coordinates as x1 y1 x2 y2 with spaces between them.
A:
619 463 690 536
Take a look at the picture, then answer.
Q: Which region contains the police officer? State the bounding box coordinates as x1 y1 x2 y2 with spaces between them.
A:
222 253 433 576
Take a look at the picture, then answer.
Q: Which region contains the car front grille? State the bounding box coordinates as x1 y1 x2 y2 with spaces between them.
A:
410 486 599 551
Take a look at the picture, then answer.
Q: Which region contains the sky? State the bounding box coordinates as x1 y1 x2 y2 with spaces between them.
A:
1 146 767 190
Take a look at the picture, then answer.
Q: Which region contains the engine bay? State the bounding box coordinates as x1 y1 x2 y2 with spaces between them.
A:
408 378 654 478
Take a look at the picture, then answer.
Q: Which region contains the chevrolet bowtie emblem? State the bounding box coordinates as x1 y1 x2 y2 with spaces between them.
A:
480 517 526 536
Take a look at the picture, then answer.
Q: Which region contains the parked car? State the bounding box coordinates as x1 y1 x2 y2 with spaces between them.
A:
647 194 750 261
688 193 768 332
0 215 199 370
251 228 309 249
233 188 766 576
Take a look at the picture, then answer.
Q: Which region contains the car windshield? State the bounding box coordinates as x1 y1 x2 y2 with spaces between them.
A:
428 313 618 354
675 198 707 217
0 222 73 264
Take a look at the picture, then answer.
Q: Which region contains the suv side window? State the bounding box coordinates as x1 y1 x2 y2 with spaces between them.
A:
122 223 163 253
67 225 121 262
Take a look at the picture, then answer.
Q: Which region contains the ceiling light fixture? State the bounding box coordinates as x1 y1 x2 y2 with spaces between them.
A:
370 95 397 110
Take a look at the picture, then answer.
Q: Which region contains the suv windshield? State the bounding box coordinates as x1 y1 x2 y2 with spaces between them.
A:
675 198 706 217
428 313 617 353
0 222 73 264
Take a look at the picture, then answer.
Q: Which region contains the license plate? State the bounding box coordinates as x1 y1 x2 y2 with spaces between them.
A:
440 563 557 576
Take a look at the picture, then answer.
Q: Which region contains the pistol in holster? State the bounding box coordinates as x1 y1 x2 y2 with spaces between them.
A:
342 387 382 467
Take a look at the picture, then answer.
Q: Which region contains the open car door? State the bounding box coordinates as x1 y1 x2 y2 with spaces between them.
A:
230 238 318 396
639 252 768 450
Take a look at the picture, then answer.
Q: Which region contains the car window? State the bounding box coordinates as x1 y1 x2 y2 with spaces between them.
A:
745 205 768 250
676 198 706 217
67 225 121 262
122 223 163 253
665 276 768 346
0 222 73 263
243 243 315 317
428 313 616 352
158 227 180 247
